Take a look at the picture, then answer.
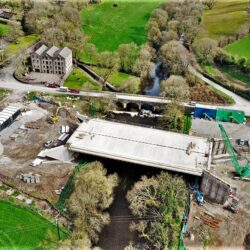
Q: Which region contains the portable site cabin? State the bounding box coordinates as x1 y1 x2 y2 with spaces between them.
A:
0 105 21 132
216 109 245 124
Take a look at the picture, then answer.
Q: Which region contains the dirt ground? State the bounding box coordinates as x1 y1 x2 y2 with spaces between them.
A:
0 98 78 204
185 163 250 249
190 84 230 104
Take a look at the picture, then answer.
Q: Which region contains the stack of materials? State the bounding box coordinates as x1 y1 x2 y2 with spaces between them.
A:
17 173 41 184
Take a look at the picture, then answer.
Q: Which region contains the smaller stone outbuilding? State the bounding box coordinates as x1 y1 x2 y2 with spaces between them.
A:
31 44 72 76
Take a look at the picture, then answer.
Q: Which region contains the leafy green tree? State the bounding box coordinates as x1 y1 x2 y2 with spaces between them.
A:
160 103 185 132
96 51 120 85
160 41 190 75
118 77 140 94
161 75 190 102
68 161 118 243
118 42 138 73
127 172 187 249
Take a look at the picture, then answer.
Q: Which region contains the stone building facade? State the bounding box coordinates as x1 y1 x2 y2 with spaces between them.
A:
31 45 72 76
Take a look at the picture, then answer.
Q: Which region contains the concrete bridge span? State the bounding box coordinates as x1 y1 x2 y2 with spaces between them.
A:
67 117 213 176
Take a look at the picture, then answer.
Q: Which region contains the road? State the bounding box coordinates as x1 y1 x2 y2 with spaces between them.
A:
0 57 249 115
189 66 250 116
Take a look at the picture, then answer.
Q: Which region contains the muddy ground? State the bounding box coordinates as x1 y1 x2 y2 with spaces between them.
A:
0 99 77 204
185 163 250 249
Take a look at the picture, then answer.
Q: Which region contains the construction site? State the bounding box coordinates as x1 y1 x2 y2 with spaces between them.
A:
0 91 250 248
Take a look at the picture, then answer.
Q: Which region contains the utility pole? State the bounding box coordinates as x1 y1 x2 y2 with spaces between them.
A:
56 218 61 241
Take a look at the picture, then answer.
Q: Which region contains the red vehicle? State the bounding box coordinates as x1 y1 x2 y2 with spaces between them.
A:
69 89 80 94
45 82 60 88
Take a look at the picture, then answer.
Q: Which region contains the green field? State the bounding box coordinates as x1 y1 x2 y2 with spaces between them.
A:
91 66 139 89
200 0 250 40
217 65 250 86
0 200 61 249
225 35 250 60
64 68 102 91
5 34 38 57
81 0 164 52
0 23 9 36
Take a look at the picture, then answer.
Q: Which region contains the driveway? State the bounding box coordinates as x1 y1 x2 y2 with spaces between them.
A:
189 66 250 116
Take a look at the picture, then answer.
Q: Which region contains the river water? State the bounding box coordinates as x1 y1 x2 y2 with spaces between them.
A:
143 62 167 96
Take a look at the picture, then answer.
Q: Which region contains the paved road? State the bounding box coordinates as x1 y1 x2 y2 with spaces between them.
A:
189 66 250 115
0 58 249 115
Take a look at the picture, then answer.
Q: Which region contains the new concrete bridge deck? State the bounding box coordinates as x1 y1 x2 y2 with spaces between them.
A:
67 118 212 176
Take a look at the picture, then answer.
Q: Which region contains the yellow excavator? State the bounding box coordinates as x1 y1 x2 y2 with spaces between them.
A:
48 102 62 124
48 107 61 124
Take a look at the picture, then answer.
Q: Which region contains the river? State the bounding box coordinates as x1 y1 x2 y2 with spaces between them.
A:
143 62 167 96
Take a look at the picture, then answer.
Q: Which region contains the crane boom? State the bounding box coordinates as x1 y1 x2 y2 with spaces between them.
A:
218 124 250 178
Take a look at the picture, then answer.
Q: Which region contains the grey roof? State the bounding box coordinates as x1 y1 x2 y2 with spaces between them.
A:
58 47 72 59
34 45 48 56
46 46 59 57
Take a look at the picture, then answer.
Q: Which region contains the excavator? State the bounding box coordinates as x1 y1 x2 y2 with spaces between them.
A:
218 124 250 178
48 102 62 124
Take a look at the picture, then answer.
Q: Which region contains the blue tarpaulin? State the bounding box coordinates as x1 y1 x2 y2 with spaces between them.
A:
194 107 217 120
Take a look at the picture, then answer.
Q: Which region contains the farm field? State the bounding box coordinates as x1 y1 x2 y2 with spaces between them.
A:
0 200 60 249
81 0 164 52
225 35 250 60
64 68 102 91
200 0 250 40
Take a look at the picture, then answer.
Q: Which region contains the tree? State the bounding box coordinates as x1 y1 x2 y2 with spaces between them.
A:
7 23 24 42
150 8 168 31
162 30 178 43
118 42 138 73
160 103 185 131
68 161 118 244
118 77 140 94
204 0 217 10
134 44 155 80
96 51 120 85
194 38 218 63
160 41 190 75
127 172 187 249
147 20 162 47
85 43 98 63
160 75 190 101
41 27 65 47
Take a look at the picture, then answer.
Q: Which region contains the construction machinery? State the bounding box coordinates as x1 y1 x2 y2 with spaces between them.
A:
48 107 61 124
218 124 250 178
223 194 239 213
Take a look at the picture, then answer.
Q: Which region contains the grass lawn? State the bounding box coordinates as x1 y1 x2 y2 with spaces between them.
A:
200 0 250 40
0 88 8 101
5 34 38 57
225 35 250 60
204 64 219 77
64 68 102 91
0 200 62 249
91 66 137 88
81 0 164 52
0 23 9 36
